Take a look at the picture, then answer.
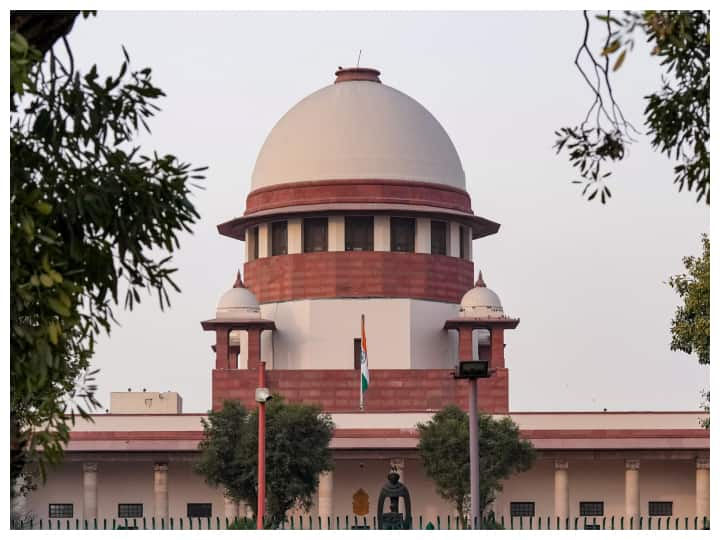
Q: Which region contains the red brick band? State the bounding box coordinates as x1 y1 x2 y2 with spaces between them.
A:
244 251 474 304
68 427 708 443
244 179 472 215
213 367 509 414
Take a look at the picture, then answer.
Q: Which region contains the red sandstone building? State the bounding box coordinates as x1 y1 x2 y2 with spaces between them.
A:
21 67 709 528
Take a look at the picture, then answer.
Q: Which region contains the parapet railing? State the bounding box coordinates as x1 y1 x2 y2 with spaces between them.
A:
10 514 711 530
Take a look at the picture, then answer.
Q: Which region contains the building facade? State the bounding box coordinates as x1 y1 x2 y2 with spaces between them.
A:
20 67 709 529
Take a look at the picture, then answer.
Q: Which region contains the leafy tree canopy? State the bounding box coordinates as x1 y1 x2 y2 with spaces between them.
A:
417 405 535 528
195 398 335 528
555 10 709 204
669 235 710 426
10 11 205 490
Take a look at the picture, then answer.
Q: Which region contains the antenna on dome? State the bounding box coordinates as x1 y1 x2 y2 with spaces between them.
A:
356 49 362 68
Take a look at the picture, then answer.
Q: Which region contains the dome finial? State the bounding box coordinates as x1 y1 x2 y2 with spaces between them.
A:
233 269 244 288
334 66 381 84
475 270 486 288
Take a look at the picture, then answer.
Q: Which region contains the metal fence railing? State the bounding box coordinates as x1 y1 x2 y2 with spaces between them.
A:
10 514 711 530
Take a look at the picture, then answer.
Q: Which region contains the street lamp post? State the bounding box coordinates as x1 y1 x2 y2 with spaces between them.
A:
455 360 490 529
469 377 479 529
255 362 271 530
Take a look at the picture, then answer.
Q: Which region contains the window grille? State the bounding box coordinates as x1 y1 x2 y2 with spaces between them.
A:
579 501 604 516
430 221 447 255
303 218 328 252
345 216 374 251
271 221 288 256
187 503 212 518
118 503 143 518
648 501 673 516
251 226 259 260
459 226 467 259
390 217 415 252
510 501 535 517
49 504 73 518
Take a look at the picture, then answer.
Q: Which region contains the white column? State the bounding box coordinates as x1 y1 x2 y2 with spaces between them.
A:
624 459 640 528
317 471 334 518
258 223 269 258
374 216 390 252
224 495 239 522
153 463 169 521
696 457 710 521
415 219 431 254
288 218 302 254
554 459 569 526
82 462 98 521
328 216 345 252
449 222 460 257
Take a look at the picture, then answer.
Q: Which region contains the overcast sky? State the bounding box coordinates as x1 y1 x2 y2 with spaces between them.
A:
64 11 709 414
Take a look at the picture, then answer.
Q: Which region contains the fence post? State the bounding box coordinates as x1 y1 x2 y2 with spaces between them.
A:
436 515 441 529
694 516 698 529
419 515 423 529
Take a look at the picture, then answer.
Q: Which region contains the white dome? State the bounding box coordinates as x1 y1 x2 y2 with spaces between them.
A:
216 273 260 320
251 69 466 191
459 271 505 319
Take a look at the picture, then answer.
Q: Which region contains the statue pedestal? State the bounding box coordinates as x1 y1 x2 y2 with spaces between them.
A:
381 512 405 530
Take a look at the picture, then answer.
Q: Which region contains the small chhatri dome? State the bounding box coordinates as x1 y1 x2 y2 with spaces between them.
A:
459 270 505 319
216 270 260 320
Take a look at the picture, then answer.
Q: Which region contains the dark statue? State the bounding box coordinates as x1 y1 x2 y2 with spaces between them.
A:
377 466 412 530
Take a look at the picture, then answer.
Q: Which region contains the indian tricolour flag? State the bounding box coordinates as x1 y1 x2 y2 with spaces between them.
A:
360 314 370 410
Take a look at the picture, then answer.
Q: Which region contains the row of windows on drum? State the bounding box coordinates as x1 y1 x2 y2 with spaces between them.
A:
248 217 469 258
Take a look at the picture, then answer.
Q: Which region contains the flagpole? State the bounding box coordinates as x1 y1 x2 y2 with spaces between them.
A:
360 314 365 411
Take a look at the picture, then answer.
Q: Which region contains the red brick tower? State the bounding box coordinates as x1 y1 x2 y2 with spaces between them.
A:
205 67 517 414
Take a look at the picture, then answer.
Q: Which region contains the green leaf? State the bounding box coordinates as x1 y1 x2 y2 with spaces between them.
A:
39 274 54 287
613 49 627 71
602 39 621 56
35 200 53 215
48 322 59 345
47 297 71 318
